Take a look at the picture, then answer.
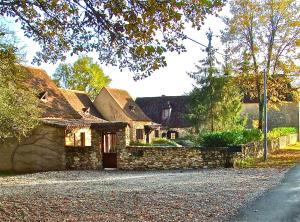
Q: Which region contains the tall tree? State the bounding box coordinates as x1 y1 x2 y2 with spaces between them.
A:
0 0 225 79
53 56 111 99
0 24 40 140
187 30 243 132
222 0 300 129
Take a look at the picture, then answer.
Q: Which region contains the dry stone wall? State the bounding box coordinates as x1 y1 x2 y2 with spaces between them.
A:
118 146 231 170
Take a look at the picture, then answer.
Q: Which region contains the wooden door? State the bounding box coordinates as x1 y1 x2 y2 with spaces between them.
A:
102 133 117 168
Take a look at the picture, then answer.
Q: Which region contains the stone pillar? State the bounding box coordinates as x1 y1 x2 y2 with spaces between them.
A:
116 126 130 169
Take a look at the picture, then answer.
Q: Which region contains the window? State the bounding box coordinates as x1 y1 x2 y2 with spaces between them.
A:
136 129 144 140
155 130 159 138
38 91 48 102
170 132 176 139
162 108 171 120
103 133 117 153
65 128 91 147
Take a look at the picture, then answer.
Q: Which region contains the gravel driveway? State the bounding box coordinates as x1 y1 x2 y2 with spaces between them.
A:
0 168 286 222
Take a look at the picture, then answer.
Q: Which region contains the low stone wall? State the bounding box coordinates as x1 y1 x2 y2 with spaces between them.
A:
65 130 102 170
118 146 232 170
118 133 298 170
233 133 298 163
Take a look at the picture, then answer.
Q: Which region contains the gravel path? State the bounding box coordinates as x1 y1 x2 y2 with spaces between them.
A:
0 168 286 222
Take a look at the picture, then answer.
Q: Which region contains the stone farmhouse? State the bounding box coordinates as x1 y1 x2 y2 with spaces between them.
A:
136 95 300 140
0 67 129 172
93 87 160 144
136 96 192 139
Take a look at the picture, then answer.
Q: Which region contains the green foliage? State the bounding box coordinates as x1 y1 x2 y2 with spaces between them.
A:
199 129 263 147
235 157 257 168
53 56 111 99
152 138 178 146
129 141 151 146
187 30 244 133
0 24 40 140
223 0 300 129
173 139 195 147
130 138 179 147
1 1 224 79
268 127 297 139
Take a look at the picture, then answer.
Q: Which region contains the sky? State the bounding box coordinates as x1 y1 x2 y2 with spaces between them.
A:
4 5 230 98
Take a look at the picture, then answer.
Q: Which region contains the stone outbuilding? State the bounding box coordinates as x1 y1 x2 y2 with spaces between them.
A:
94 87 160 144
0 67 129 172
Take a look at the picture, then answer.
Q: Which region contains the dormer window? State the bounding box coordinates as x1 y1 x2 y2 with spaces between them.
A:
129 105 135 112
82 107 90 115
162 108 171 120
162 101 172 120
38 91 48 102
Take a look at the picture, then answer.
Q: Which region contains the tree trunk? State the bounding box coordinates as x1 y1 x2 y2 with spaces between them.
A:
258 96 264 130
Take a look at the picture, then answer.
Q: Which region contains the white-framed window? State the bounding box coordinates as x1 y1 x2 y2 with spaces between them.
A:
162 108 170 120
170 132 176 139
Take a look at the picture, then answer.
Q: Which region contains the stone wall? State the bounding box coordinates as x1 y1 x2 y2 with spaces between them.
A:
118 146 231 170
0 125 66 173
233 133 298 164
65 129 102 170
242 102 300 139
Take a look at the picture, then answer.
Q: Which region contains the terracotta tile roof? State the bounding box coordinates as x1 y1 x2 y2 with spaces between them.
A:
23 66 81 119
60 88 106 121
105 87 151 121
136 96 191 128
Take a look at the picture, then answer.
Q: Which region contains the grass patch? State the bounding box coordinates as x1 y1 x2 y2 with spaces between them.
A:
0 171 16 177
236 142 300 169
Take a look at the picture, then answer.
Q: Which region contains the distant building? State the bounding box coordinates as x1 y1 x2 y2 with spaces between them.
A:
136 96 192 139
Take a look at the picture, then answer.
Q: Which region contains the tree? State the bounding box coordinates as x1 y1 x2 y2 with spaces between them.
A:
0 0 225 79
0 24 40 140
187 30 243 133
222 0 300 129
53 56 111 99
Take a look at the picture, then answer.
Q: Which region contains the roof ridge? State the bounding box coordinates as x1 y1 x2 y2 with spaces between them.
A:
60 88 87 94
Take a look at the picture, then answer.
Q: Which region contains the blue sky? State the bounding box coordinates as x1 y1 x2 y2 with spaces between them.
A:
4 6 229 98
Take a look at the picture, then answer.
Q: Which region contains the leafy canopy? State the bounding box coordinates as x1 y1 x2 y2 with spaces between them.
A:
0 24 40 140
53 56 111 99
0 0 225 79
222 0 300 129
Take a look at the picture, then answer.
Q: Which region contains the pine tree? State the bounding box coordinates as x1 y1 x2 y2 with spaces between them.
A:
187 30 243 133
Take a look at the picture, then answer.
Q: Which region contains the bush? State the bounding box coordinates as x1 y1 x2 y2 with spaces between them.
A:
241 129 263 143
268 127 297 139
173 139 195 147
129 141 151 146
152 138 178 146
199 129 263 147
200 131 244 147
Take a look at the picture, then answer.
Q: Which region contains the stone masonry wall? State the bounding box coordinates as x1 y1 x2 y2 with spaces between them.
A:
118 146 231 170
0 125 66 173
233 133 298 164
65 129 102 170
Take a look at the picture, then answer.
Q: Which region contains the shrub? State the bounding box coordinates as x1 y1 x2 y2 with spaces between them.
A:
200 131 243 147
152 138 178 146
268 127 297 139
241 129 263 143
200 129 263 147
129 141 151 146
173 139 195 147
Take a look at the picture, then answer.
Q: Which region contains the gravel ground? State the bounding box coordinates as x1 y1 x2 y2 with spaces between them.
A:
0 168 286 222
